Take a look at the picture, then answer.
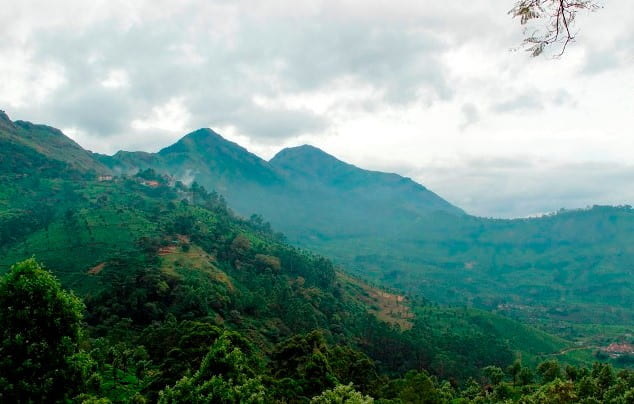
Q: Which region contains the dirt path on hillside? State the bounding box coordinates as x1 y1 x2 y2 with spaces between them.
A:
547 345 599 356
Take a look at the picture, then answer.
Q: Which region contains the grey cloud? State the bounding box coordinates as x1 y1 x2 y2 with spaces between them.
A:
579 12 634 77
492 88 578 115
493 92 544 113
552 89 575 107
48 88 136 137
460 103 479 130
278 23 449 103
230 106 327 141
11 2 452 148
581 47 621 75
409 159 634 218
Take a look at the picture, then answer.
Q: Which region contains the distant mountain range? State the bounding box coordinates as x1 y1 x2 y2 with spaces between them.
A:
2 111 633 343
95 127 464 243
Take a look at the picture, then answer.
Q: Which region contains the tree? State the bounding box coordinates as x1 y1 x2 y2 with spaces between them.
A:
518 366 535 386
508 359 523 385
159 331 267 403
270 331 338 399
0 259 89 402
537 359 561 383
483 365 505 386
327 345 380 395
509 0 601 56
531 378 578 403
310 383 374 404
397 370 443 404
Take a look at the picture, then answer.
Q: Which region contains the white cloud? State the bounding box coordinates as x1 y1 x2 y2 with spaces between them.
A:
131 98 191 133
100 69 129 89
0 49 66 107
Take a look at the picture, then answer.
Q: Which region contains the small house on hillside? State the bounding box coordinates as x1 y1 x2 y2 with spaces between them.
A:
142 180 160 188
605 343 634 354
98 175 113 182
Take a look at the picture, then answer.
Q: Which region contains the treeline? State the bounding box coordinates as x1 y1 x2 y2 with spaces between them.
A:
2 259 634 403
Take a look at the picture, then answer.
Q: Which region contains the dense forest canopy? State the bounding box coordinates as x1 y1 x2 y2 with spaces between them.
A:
1 259 633 402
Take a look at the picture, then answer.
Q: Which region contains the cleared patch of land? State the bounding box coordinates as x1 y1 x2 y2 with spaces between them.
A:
340 272 414 330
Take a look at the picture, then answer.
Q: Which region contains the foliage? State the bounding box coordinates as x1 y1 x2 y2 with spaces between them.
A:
310 383 374 404
0 259 91 402
158 331 267 403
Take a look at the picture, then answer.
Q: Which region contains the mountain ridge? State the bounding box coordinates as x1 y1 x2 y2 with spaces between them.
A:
0 112 462 220
0 112 110 174
89 122 465 241
270 143 462 216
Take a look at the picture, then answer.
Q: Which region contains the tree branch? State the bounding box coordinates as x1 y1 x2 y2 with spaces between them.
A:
509 0 601 57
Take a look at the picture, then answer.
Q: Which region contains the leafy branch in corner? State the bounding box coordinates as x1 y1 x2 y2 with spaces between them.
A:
509 0 602 57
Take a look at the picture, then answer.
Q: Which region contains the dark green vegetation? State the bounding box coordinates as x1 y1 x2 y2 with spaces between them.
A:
93 120 634 345
0 259 89 402
2 261 634 402
1 111 632 402
312 206 634 340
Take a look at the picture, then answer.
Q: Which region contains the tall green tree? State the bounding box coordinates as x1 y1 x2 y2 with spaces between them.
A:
270 331 338 399
159 331 267 403
310 383 374 404
0 258 89 402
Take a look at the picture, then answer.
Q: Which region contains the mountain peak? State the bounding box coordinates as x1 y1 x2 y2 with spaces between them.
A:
156 127 281 186
0 110 16 131
282 144 325 154
271 144 378 188
178 127 226 147
270 143 464 215
186 127 222 140
159 128 239 156
270 144 347 168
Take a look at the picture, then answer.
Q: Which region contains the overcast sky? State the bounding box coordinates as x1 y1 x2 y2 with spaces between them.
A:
2 0 633 217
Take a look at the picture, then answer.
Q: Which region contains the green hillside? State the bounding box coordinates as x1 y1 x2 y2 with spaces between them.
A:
7 112 634 341
311 207 634 336
94 122 634 343
0 110 109 174
0 167 568 379
3 113 634 402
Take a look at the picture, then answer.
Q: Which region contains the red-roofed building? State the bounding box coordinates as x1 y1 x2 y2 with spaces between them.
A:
143 180 160 188
605 343 634 354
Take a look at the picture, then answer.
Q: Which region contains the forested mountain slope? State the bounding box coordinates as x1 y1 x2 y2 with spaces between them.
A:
0 110 109 174
99 128 463 239
95 120 634 337
0 113 582 402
